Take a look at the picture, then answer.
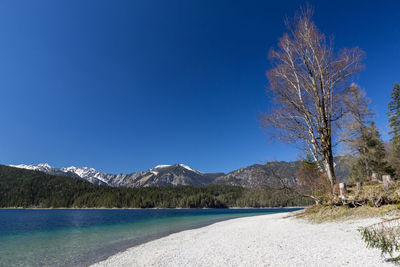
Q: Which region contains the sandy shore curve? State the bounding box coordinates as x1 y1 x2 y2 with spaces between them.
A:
92 212 389 267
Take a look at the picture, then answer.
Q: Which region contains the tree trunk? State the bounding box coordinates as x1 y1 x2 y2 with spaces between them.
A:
323 150 336 190
339 183 347 198
383 175 394 190
356 182 361 195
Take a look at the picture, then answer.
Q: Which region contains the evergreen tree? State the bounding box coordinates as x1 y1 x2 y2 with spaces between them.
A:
350 122 394 181
388 82 400 176
388 82 400 140
367 122 393 175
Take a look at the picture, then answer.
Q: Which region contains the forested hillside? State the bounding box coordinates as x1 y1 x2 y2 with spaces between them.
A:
0 165 312 208
10 155 352 188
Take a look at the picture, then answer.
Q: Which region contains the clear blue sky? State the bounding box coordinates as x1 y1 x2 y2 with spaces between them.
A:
0 0 399 174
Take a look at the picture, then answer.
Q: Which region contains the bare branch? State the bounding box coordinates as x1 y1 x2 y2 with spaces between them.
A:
262 6 364 189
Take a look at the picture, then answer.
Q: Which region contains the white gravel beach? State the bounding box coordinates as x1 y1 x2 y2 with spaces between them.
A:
92 212 391 267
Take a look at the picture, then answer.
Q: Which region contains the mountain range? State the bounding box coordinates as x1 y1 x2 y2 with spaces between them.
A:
10 156 352 188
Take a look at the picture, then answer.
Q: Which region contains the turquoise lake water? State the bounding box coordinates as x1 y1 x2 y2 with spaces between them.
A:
0 208 301 267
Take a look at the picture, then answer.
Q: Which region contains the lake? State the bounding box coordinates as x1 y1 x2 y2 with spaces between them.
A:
0 208 301 266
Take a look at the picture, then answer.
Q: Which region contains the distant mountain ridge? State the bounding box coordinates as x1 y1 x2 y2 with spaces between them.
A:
9 163 224 188
10 156 352 188
213 156 352 188
0 165 312 208
10 163 114 186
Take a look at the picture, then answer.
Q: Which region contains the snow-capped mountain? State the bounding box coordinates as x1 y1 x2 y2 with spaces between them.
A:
10 163 53 172
10 163 112 185
9 163 221 187
153 164 202 174
9 156 352 188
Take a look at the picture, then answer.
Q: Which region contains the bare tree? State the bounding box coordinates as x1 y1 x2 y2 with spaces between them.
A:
341 84 374 181
295 155 331 204
263 7 364 190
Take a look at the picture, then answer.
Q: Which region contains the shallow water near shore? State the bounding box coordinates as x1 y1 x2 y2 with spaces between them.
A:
0 208 301 267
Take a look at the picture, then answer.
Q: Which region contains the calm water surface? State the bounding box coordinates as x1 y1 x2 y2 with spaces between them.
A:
0 208 301 267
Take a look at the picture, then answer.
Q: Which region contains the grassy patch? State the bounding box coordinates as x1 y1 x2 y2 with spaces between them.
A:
295 181 400 223
297 205 400 223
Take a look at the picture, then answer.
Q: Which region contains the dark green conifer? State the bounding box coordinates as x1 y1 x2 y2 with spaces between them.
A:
387 82 400 176
350 122 394 181
388 83 400 140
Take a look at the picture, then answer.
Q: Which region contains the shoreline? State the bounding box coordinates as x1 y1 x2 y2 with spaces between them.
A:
92 212 389 267
86 212 288 266
0 206 308 210
1 209 297 267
